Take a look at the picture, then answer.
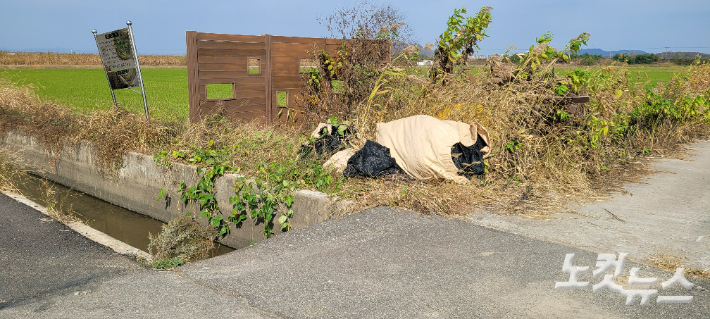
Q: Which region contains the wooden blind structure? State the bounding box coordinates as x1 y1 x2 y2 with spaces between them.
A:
187 31 354 123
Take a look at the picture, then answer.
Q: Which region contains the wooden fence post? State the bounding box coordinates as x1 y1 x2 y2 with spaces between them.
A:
186 31 199 123
265 34 272 124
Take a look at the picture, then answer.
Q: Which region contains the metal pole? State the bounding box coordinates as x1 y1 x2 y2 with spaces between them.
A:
92 29 118 109
126 21 150 121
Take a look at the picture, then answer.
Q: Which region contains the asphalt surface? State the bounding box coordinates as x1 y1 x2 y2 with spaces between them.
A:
1 139 709 318
1 199 708 318
469 139 710 270
0 192 141 308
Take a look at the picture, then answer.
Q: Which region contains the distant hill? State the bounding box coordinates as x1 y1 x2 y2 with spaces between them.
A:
579 49 647 56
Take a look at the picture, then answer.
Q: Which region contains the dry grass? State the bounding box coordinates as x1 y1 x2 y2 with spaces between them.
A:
38 180 83 224
647 254 710 279
148 216 217 264
0 149 22 192
304 60 710 216
0 78 313 182
0 78 184 171
1 61 709 220
0 51 185 66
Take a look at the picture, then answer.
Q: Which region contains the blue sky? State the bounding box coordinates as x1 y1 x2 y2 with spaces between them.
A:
1 0 709 55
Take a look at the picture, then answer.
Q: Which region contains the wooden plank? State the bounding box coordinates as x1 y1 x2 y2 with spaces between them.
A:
197 48 266 57
227 110 266 121
565 95 590 103
272 60 300 69
265 34 272 123
271 36 324 44
201 98 266 107
233 83 266 91
199 70 265 80
201 86 265 100
271 50 318 58
186 31 200 123
196 41 265 50
196 32 264 43
325 44 345 50
271 56 300 64
199 77 264 85
271 67 300 77
198 63 248 72
271 43 323 52
198 55 247 64
272 75 304 83
233 90 265 99
272 83 305 90
195 104 265 121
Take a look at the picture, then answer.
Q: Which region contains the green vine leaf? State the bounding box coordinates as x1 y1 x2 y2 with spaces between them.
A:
157 189 166 201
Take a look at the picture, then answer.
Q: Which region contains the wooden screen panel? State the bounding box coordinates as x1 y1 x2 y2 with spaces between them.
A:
188 31 385 124
189 32 269 123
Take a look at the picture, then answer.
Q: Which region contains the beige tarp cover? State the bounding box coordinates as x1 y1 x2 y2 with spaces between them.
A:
376 115 490 184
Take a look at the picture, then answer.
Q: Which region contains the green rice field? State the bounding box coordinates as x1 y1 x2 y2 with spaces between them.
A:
0 68 191 122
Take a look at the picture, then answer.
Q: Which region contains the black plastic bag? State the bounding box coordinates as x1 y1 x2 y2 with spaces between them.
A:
298 125 355 158
298 134 342 158
343 140 402 178
451 134 487 178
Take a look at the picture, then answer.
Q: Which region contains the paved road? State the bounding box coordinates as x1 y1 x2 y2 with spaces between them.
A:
469 139 710 270
1 196 708 318
0 192 141 308
0 192 270 318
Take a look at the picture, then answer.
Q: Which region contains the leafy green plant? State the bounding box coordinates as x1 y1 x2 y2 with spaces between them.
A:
555 109 571 121
326 115 352 136
157 135 341 239
505 140 523 153
432 6 492 79
516 32 589 79
170 140 234 235
229 158 341 238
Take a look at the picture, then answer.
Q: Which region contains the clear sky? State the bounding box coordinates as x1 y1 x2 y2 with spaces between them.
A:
1 0 709 55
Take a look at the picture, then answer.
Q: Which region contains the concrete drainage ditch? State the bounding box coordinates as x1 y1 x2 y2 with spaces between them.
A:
11 173 234 256
1 131 341 253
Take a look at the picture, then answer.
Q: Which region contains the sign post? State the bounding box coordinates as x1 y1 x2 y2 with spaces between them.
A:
92 21 149 121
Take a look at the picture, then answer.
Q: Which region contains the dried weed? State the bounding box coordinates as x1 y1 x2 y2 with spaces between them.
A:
0 51 185 66
148 216 217 263
647 253 710 279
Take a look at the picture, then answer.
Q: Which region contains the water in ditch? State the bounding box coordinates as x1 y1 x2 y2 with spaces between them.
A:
14 173 234 257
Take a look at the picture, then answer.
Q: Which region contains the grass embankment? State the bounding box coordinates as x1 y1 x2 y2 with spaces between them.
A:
0 51 185 66
0 65 685 123
1 62 709 223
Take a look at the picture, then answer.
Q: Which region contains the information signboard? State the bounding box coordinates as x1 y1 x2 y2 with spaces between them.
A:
96 28 140 89
92 21 149 120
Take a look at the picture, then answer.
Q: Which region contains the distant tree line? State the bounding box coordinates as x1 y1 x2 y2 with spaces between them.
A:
664 53 709 65
572 53 603 65
612 53 658 64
